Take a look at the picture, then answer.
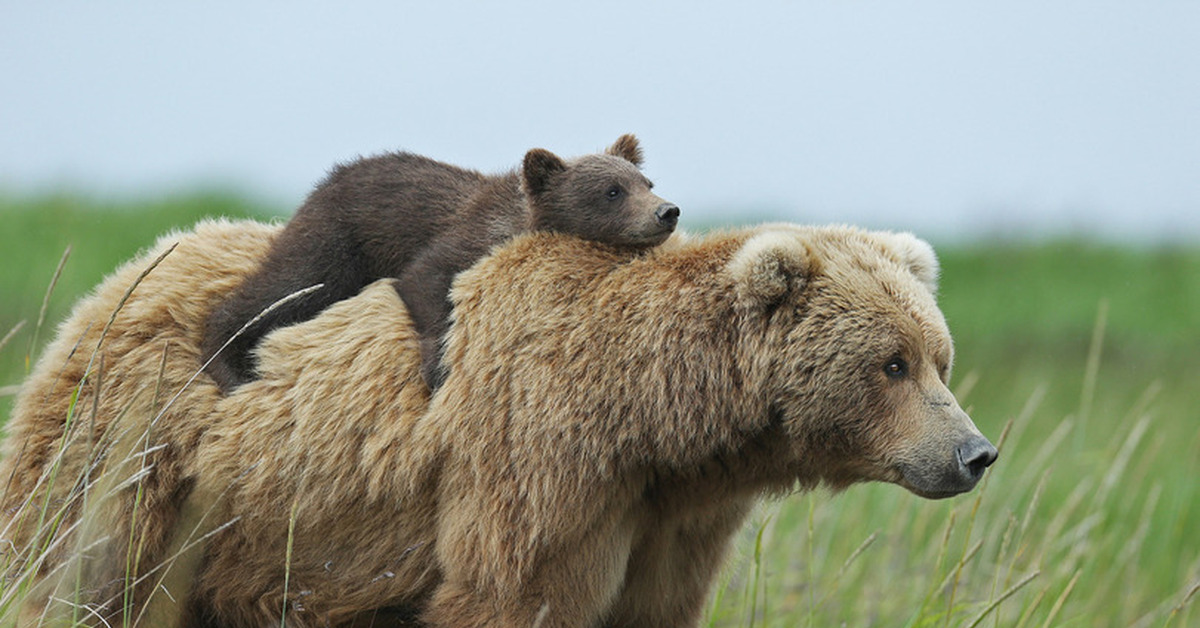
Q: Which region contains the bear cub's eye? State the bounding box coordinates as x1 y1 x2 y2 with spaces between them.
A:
883 357 909 379
605 185 623 200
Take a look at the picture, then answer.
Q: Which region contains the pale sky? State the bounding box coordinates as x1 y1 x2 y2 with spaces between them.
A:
3 2 1198 241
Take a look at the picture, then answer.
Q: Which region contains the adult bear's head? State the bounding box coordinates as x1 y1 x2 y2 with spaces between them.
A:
726 226 997 498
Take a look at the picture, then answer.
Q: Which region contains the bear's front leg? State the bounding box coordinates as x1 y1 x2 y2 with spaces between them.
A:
606 498 755 627
424 508 637 627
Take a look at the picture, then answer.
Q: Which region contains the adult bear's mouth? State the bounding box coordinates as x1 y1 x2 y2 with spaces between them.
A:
899 482 967 500
895 435 998 499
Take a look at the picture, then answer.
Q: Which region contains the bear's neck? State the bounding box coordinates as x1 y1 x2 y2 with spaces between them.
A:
635 414 800 512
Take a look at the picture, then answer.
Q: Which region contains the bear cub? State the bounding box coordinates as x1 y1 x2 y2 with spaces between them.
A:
201 134 679 392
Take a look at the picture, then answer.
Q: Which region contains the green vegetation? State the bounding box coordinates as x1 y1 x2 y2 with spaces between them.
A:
0 192 278 417
1 194 1196 626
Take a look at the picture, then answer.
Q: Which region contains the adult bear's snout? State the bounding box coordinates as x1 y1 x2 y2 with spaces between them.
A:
956 436 998 482
898 419 999 499
655 203 680 227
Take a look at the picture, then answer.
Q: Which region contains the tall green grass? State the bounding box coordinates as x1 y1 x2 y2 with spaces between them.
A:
1 193 1197 626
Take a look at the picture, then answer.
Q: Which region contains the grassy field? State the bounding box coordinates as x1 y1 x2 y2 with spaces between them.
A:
1 193 1197 626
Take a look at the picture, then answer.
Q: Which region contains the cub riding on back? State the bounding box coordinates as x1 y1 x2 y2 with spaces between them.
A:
201 134 679 391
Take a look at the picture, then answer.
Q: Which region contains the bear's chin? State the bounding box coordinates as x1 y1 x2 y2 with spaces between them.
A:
607 228 675 248
901 484 968 500
895 467 982 500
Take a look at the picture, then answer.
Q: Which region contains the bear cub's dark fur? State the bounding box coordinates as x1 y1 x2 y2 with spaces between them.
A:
201 134 679 392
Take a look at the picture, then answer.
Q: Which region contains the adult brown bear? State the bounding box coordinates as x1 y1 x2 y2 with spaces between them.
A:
0 220 995 627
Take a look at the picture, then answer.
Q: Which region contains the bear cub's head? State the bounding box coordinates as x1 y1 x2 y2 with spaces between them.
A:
521 134 679 248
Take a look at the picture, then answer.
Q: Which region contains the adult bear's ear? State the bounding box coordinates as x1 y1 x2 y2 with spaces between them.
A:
878 231 940 296
727 231 814 312
606 134 643 167
522 148 568 197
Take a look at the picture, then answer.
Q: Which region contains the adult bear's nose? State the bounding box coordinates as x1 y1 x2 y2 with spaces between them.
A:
655 203 680 227
956 436 998 482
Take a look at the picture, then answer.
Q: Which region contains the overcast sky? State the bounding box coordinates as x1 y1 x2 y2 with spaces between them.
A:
3 2 1197 241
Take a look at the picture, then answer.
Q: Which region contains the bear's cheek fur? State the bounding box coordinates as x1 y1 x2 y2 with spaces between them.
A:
813 386 913 490
528 189 612 242
767 323 945 491
769 349 896 488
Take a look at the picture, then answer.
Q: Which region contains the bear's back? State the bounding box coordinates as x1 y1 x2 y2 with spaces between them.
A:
296 152 494 269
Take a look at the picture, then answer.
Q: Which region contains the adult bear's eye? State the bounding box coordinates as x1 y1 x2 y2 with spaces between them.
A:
883 357 908 379
606 185 623 200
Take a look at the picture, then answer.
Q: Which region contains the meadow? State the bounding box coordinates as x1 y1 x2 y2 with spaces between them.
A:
0 193 1196 626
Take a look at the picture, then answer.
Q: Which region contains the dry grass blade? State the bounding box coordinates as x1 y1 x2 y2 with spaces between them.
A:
31 321 93 413
63 242 178 434
903 508 958 628
47 595 111 627
112 503 246 615
1077 298 1108 432
746 511 774 628
814 529 880 610
1006 384 1046 449
87 243 178 365
0 517 87 610
129 512 243 627
836 530 878 580
805 496 816 628
0 320 26 356
281 498 300 628
1095 414 1150 504
195 282 325 374
1162 580 1199 628
1013 585 1048 628
1018 418 1072 493
1039 569 1081 628
1117 483 1161 566
966 570 1039 628
25 245 71 369
945 473 991 628
36 247 72 340
153 282 324 434
953 369 980 400
936 538 983 602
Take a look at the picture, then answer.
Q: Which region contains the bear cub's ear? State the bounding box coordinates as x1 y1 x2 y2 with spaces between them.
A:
878 232 940 295
522 148 568 198
727 231 813 311
606 134 644 167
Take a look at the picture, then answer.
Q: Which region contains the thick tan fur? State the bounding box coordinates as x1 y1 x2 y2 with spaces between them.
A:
1 219 990 627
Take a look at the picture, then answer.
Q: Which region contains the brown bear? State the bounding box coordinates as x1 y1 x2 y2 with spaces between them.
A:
0 219 995 627
200 134 679 392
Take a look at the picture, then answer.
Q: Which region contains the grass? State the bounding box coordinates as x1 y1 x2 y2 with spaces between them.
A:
1 192 1197 626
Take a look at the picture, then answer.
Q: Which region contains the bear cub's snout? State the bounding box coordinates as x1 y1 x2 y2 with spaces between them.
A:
655 202 681 227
